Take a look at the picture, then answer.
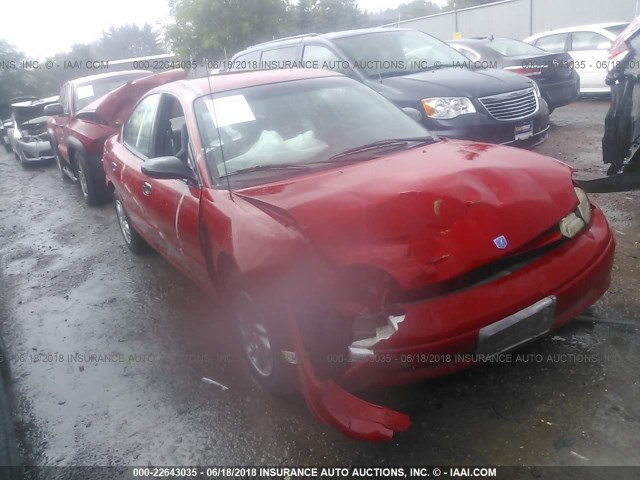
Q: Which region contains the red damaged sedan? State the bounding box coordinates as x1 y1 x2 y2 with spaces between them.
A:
101 69 614 441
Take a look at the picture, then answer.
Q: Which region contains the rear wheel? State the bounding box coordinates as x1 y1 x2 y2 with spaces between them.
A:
114 191 148 254
75 151 110 206
50 139 69 181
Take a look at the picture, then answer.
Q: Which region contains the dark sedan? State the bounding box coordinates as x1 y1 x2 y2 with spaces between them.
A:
450 37 580 113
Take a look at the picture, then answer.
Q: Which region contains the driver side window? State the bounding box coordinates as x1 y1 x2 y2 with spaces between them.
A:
123 94 161 159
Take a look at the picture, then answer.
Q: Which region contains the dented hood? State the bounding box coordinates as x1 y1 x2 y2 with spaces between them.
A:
237 140 578 289
81 69 187 126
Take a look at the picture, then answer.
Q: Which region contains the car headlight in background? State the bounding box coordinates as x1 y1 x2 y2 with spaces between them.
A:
559 187 592 238
421 97 476 119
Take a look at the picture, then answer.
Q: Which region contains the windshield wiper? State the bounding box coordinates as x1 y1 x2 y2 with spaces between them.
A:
320 137 435 162
219 163 310 179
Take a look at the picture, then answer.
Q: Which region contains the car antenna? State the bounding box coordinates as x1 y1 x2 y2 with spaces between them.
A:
204 56 233 200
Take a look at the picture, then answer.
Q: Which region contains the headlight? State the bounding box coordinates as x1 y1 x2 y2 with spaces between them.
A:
421 97 476 119
559 187 592 238
13 129 22 140
531 81 541 99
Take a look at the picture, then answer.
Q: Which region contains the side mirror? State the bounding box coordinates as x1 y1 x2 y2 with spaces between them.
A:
141 156 198 183
402 107 423 123
44 103 65 116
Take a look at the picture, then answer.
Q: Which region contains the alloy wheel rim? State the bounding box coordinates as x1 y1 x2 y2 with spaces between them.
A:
115 200 132 244
236 291 273 377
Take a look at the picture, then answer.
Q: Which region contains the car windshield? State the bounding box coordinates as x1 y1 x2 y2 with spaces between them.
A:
73 73 149 111
195 76 433 184
483 38 546 56
333 30 470 78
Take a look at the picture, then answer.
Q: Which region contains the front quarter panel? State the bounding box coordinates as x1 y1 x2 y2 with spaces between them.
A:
199 188 315 290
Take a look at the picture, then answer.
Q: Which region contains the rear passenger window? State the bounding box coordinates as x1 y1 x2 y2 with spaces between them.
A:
232 51 261 71
535 33 568 53
571 31 611 51
261 46 299 63
123 94 161 159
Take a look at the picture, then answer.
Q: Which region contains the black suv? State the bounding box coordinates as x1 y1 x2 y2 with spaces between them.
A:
232 28 550 147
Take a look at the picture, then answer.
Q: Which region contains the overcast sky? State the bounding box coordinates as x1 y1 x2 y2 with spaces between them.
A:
3 0 447 60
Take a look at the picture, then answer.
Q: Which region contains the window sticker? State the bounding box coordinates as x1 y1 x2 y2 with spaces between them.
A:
208 95 256 128
76 85 95 100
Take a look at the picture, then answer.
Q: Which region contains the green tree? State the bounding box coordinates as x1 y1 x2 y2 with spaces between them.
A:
166 0 291 60
289 0 367 33
97 24 165 60
29 43 98 97
0 40 35 118
367 0 442 26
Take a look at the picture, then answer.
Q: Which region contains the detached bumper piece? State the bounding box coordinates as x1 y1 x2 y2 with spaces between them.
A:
288 310 411 441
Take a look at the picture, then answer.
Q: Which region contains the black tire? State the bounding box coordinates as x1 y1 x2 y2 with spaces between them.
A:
231 283 296 395
50 139 69 181
2 141 10 153
113 191 148 254
75 151 110 206
17 151 27 169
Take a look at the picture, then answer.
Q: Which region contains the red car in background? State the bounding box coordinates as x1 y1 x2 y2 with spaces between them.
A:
45 69 186 205
101 69 614 441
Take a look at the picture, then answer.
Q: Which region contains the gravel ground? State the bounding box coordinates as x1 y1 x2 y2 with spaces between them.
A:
0 99 638 471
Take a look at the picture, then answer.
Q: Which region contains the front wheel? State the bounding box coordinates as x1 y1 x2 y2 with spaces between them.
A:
233 287 296 395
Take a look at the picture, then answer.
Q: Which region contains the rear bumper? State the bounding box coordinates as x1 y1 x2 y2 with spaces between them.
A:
538 74 579 109
338 207 615 390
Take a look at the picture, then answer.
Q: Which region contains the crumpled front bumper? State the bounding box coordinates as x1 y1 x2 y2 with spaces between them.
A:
17 139 54 162
339 207 614 390
291 207 614 440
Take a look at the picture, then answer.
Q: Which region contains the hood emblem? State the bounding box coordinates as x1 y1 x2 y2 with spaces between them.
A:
493 235 508 250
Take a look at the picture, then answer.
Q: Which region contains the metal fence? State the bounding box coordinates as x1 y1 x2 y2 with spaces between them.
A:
384 0 638 40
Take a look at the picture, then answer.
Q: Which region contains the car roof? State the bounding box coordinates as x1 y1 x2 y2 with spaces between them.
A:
526 22 628 39
69 70 152 86
154 68 341 101
242 27 415 52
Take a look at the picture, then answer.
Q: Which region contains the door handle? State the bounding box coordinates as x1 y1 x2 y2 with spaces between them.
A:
142 182 152 196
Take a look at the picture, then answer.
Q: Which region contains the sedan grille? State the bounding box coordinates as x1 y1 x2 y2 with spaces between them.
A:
479 87 539 121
